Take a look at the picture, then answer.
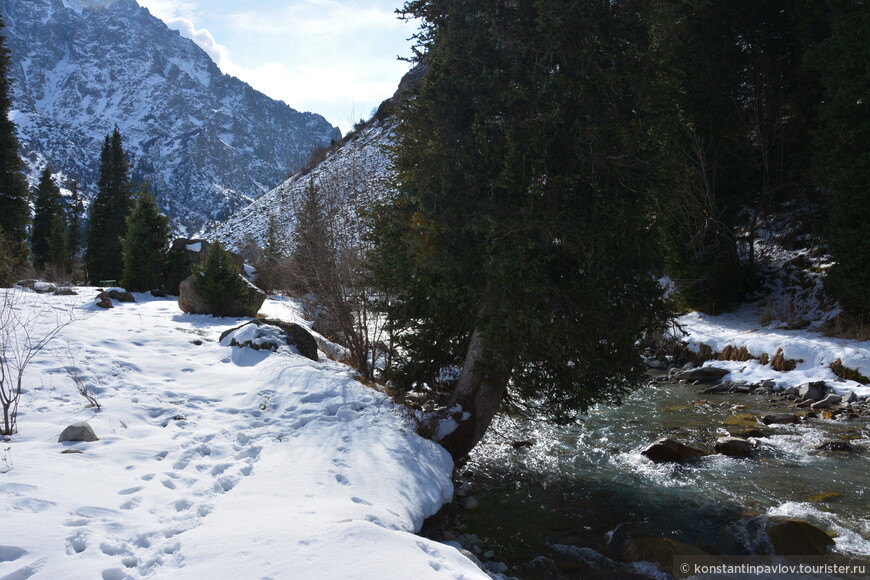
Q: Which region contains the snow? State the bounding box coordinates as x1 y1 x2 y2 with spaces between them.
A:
184 242 202 253
0 287 488 580
675 308 870 398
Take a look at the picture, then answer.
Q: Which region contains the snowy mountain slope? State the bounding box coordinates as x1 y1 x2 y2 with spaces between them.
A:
1 0 340 234
0 287 488 579
209 117 395 252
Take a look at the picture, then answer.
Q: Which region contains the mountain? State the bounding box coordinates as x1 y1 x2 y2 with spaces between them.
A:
208 65 423 253
1 0 340 235
208 116 394 253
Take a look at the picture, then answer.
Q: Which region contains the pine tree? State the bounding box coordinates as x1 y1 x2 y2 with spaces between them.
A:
66 179 84 267
374 0 669 459
121 183 171 292
810 0 870 323
292 179 331 291
46 212 69 273
30 167 65 269
0 13 29 249
86 127 133 283
650 0 821 314
193 242 249 317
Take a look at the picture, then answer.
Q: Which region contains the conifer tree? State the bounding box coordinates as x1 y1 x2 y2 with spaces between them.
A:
0 14 29 249
66 179 84 266
121 183 171 292
193 242 249 317
811 0 870 323
292 179 331 290
30 167 66 269
46 212 69 273
374 0 669 459
86 127 133 283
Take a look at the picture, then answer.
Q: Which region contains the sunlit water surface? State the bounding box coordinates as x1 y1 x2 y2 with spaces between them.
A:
461 382 870 576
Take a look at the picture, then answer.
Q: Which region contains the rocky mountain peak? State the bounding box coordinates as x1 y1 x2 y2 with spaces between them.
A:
2 0 340 234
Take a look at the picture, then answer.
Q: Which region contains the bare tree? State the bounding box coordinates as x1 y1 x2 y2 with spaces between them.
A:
289 125 393 381
0 288 79 435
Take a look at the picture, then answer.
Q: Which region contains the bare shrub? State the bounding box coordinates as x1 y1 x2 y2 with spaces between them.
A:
0 288 80 435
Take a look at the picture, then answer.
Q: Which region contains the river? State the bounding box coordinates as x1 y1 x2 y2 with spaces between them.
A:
457 380 870 578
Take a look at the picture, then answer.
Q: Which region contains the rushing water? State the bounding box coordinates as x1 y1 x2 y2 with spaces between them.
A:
459 381 870 577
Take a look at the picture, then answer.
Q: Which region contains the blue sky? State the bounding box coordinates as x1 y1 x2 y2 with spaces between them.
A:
137 0 417 134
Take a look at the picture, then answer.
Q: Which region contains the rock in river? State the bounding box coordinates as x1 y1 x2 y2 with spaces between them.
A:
672 366 731 383
715 436 753 458
641 437 706 463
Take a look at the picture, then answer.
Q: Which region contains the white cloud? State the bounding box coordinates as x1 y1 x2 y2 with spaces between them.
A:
163 16 234 71
137 0 417 134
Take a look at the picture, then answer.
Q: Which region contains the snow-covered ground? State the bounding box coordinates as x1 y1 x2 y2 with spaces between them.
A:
0 287 488 580
676 305 870 399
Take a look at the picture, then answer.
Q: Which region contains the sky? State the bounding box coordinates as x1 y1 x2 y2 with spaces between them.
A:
136 0 418 135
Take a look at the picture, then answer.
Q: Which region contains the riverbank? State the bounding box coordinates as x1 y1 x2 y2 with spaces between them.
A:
447 306 869 579
0 287 489 579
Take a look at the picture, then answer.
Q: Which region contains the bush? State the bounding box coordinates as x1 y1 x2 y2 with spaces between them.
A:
192 242 249 316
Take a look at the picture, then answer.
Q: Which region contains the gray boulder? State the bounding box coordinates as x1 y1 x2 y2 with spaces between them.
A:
32 281 58 294
672 366 730 383
761 413 799 425
797 381 828 402
715 436 753 458
58 422 99 443
97 289 135 303
178 274 266 318
54 286 78 296
842 391 858 404
219 319 318 361
641 437 706 463
810 394 842 410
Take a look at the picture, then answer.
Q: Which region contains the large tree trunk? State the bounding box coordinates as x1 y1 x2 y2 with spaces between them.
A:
438 328 512 461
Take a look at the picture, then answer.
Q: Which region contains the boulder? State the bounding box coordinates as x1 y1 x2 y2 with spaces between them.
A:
98 289 135 303
219 319 318 361
167 238 245 295
815 441 854 453
672 366 730 383
14 279 39 289
797 381 828 402
95 295 113 309
178 274 266 318
764 518 834 555
842 391 858 404
715 436 753 458
54 286 78 296
641 437 706 463
58 422 99 443
32 281 58 294
761 413 799 425
810 394 842 410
